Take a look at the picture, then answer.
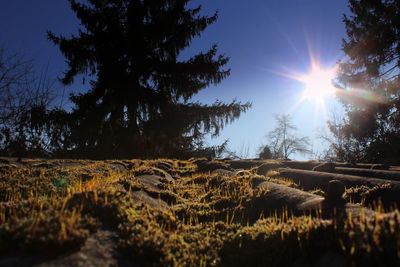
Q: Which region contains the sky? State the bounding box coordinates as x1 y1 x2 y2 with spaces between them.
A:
0 0 350 159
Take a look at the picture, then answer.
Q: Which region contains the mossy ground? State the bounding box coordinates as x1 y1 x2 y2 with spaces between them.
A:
0 158 399 266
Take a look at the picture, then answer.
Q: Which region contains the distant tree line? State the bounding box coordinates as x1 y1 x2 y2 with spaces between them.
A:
0 0 250 160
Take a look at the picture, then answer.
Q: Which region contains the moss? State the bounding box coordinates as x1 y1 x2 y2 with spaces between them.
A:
344 185 371 203
344 184 397 209
308 188 326 197
0 158 399 266
0 198 98 254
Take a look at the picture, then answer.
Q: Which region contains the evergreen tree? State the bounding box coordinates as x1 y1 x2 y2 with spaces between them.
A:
258 145 272 159
48 0 250 158
337 0 400 163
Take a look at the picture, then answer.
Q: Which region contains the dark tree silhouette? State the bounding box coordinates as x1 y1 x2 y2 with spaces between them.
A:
0 47 57 159
336 0 400 163
48 0 250 159
320 113 363 162
258 145 272 159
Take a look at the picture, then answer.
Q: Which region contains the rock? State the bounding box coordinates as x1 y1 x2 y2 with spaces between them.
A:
333 167 400 181
195 160 231 172
134 166 174 181
312 162 336 172
152 160 175 172
0 158 10 164
326 180 345 202
108 161 129 172
32 163 55 168
297 197 324 211
256 181 324 215
131 191 169 209
251 177 268 188
149 167 174 181
282 160 319 170
136 174 172 192
35 229 132 267
234 170 252 176
370 163 389 170
0 228 134 267
256 162 286 175
276 158 291 161
212 169 235 177
225 160 265 169
277 168 400 191
256 179 375 220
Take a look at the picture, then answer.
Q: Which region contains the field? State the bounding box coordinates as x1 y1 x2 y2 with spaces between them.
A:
0 158 399 266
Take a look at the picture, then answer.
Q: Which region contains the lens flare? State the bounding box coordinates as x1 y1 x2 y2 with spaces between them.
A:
298 65 337 104
263 50 387 127
265 60 340 130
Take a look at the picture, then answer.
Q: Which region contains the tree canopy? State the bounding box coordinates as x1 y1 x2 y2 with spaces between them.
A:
335 0 400 163
48 0 250 159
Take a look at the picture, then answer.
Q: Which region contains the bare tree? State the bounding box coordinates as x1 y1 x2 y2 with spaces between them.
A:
264 114 311 159
0 46 56 159
0 47 33 123
216 140 252 160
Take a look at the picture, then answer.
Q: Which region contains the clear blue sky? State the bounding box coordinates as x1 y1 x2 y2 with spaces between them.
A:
0 0 350 159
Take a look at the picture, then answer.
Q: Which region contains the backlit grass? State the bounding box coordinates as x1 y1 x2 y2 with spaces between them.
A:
0 158 399 266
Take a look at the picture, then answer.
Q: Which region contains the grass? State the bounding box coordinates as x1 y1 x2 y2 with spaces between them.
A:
0 158 399 266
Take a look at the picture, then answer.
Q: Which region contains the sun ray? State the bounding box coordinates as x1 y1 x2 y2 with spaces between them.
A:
335 87 388 105
261 48 388 123
298 64 337 102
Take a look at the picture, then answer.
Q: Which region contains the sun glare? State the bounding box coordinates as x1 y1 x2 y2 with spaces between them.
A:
268 60 340 129
299 66 336 104
267 56 341 127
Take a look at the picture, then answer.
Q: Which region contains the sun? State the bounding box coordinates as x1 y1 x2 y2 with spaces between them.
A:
298 65 337 104
269 61 339 127
266 59 340 124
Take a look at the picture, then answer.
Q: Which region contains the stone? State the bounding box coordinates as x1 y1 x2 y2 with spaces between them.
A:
225 159 265 169
136 174 171 192
234 170 252 176
212 169 235 177
326 180 345 202
256 162 286 175
195 160 231 172
312 162 336 172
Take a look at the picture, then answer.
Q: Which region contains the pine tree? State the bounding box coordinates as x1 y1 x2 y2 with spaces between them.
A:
48 0 250 158
337 0 400 162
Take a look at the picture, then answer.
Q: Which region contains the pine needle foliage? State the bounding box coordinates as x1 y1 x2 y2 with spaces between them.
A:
48 0 250 159
336 0 400 163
